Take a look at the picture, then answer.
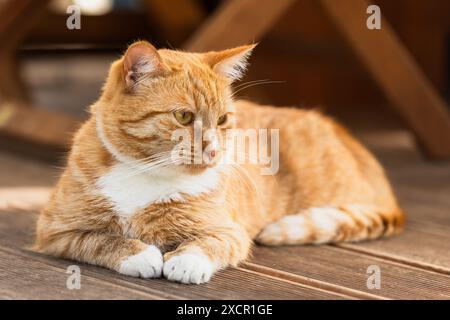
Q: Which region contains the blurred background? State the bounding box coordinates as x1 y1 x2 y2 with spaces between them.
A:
0 0 449 157
0 0 449 178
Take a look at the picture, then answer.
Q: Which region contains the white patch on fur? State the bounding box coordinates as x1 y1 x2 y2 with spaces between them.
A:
257 215 310 244
163 246 215 284
258 207 345 245
119 245 163 278
281 215 309 241
309 208 339 233
97 164 221 216
326 207 354 225
256 221 284 244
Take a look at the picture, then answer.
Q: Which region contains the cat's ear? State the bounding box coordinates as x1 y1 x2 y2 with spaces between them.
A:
122 41 167 88
204 44 256 81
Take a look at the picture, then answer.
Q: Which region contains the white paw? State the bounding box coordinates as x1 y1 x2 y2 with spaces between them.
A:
256 221 285 245
119 245 163 278
163 249 215 284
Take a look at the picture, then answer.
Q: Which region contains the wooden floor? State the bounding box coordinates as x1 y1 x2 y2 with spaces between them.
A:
0 129 449 299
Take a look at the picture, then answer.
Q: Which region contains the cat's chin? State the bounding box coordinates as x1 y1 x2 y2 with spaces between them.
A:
178 163 218 175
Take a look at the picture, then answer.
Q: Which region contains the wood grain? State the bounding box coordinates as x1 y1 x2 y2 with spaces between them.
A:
0 247 161 300
249 245 450 299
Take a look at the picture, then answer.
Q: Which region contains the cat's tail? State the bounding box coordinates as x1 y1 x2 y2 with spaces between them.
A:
255 204 405 245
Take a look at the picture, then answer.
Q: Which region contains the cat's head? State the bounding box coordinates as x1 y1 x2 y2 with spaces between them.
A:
95 40 255 174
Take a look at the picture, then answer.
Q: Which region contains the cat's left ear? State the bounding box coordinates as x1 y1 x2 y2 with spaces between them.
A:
122 41 168 88
204 44 257 82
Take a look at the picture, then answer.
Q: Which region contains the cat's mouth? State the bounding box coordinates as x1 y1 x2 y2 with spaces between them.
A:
176 156 221 175
181 162 217 173
174 149 221 172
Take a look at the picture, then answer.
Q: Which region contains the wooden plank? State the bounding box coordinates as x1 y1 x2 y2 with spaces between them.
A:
249 245 450 299
0 103 79 149
3 208 450 300
185 0 295 51
0 247 161 299
319 0 450 158
337 225 450 275
0 210 347 299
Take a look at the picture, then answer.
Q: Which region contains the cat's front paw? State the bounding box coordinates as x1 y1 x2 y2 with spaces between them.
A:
163 249 215 284
119 245 163 278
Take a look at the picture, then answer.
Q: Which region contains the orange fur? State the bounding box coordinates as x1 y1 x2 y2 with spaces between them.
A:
34 41 405 284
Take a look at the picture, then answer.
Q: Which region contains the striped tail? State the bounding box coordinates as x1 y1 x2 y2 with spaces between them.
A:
255 204 405 246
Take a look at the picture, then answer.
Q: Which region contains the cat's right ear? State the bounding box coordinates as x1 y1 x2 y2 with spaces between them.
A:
122 41 167 89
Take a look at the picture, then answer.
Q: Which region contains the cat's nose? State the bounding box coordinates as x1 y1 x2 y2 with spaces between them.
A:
203 143 218 164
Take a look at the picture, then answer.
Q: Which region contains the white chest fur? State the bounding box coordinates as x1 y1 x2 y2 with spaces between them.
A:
97 164 221 216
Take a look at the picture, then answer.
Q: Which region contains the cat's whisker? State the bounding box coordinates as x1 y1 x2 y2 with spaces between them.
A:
114 153 177 180
233 79 271 90
232 80 285 96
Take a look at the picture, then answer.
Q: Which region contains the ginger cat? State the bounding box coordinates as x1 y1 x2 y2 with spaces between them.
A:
34 41 405 284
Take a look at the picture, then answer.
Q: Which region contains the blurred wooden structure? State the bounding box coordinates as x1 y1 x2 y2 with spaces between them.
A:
319 0 450 158
0 0 450 157
0 0 49 103
0 0 76 148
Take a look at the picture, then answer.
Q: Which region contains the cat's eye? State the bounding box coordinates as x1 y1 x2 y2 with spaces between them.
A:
174 111 194 125
217 114 227 126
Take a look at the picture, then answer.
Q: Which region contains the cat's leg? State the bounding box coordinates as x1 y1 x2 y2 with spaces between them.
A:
255 204 405 246
162 223 251 284
34 231 163 278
